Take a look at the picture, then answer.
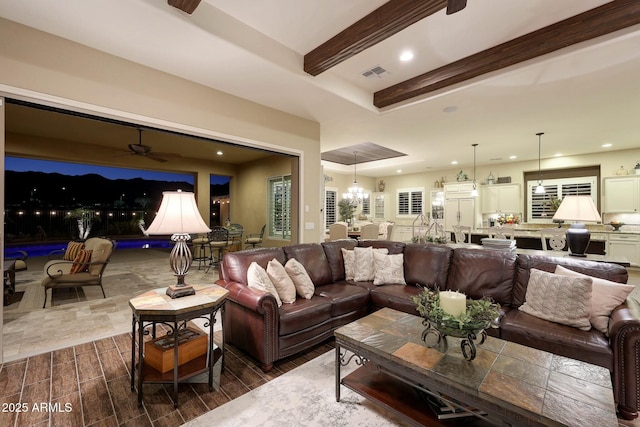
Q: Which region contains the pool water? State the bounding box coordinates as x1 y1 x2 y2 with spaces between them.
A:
5 238 173 258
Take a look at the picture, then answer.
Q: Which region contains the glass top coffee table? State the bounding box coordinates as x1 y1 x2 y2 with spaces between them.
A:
335 307 617 426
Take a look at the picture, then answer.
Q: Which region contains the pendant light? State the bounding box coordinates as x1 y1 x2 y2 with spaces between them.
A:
342 152 367 207
471 143 478 197
535 132 545 194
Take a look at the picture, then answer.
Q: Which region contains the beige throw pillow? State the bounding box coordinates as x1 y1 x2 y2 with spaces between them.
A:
519 268 592 331
555 265 634 334
341 248 355 281
266 259 297 304
247 262 282 307
373 252 406 286
353 247 388 282
285 258 315 299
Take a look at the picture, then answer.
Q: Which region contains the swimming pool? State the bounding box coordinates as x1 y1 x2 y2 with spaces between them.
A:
5 238 173 258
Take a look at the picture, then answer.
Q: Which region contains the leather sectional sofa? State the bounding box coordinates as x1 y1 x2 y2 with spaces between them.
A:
216 239 640 419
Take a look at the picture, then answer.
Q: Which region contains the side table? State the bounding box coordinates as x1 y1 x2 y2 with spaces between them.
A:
129 283 229 408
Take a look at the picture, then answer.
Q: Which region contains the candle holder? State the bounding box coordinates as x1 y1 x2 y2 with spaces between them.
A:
413 288 501 361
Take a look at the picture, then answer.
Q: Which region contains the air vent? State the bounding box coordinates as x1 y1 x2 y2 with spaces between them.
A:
361 65 390 78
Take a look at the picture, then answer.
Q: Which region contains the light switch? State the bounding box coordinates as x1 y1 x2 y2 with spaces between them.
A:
305 222 315 230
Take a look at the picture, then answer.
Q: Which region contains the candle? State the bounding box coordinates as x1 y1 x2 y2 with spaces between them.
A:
439 290 466 317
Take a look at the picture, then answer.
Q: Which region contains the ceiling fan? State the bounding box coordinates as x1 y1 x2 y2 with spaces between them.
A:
446 0 467 15
126 129 176 163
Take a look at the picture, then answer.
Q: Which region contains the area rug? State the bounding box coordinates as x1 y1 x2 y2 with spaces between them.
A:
183 350 409 427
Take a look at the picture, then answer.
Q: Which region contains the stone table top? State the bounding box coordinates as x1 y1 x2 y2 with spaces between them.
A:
129 283 228 317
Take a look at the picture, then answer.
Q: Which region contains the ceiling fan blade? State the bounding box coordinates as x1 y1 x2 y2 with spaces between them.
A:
168 0 201 14
446 0 467 15
144 153 169 163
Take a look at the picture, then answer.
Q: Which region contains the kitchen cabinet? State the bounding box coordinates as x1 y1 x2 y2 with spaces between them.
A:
430 189 444 220
481 184 520 213
372 192 390 221
604 176 640 213
608 233 640 266
443 183 478 231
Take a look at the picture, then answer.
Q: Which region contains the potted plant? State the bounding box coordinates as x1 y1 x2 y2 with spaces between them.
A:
338 199 355 223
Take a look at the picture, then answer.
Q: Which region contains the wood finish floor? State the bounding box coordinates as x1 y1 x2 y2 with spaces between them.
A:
0 328 334 427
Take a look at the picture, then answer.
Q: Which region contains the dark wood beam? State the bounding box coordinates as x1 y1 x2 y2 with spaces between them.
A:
374 0 640 108
167 0 201 15
304 0 447 76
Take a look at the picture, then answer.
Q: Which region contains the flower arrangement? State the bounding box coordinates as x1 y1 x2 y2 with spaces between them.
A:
496 213 520 225
412 288 501 336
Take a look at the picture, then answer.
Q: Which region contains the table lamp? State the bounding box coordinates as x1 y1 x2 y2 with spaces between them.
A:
145 190 211 298
552 195 601 257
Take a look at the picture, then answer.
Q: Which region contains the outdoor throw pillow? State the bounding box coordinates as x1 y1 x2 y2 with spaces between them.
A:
266 258 296 304
70 249 92 274
64 241 85 261
353 246 388 282
285 258 315 299
519 268 592 331
341 248 356 281
247 262 282 307
373 252 406 286
555 265 634 335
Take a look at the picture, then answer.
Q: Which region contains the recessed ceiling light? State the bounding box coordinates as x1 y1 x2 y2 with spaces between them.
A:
443 106 458 113
509 155 517 159
396 169 402 173
216 150 223 155
602 143 612 148
554 153 563 157
399 50 414 62
451 160 458 165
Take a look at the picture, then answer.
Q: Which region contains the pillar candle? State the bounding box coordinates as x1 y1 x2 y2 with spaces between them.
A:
439 291 466 317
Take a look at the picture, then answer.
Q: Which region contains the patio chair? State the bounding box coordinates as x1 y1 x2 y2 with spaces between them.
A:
5 250 28 273
244 224 266 249
208 226 233 270
41 237 117 308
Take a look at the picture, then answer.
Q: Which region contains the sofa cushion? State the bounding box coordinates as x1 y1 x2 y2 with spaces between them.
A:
283 244 333 286
403 244 453 288
322 239 357 282
500 309 613 370
555 265 634 335
446 248 517 307
285 258 315 299
222 248 286 285
513 254 628 308
519 268 592 331
278 297 332 336
247 262 282 307
369 285 421 315
313 282 370 317
357 240 405 254
266 259 296 304
373 252 406 286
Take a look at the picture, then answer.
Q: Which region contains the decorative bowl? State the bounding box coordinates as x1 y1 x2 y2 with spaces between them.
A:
610 222 624 231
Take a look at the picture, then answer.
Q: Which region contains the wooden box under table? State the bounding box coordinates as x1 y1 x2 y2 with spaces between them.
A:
145 327 208 373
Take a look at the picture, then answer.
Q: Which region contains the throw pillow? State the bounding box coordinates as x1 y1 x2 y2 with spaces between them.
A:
353 247 389 282
519 268 592 331
341 248 355 281
266 259 297 304
555 265 635 334
64 241 85 261
247 262 282 307
70 249 92 274
285 258 315 299
373 252 406 286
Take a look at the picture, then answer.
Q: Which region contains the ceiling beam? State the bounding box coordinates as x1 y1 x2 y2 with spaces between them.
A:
167 0 202 15
374 0 640 108
303 0 447 76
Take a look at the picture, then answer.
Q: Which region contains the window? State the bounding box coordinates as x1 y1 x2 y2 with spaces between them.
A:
268 175 291 239
527 176 598 223
397 187 424 216
361 193 371 216
324 189 336 226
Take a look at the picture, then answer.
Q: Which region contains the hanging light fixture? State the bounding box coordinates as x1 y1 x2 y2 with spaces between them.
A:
342 152 368 207
535 132 546 194
471 143 479 197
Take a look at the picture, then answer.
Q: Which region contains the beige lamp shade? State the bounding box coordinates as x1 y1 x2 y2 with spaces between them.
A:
552 195 601 223
145 191 211 235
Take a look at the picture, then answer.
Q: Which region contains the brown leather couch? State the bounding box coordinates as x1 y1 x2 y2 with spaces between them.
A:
217 239 639 419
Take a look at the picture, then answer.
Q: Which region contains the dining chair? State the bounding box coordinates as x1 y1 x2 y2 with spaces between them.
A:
488 225 515 240
540 228 567 251
452 225 471 244
328 223 348 240
359 223 380 240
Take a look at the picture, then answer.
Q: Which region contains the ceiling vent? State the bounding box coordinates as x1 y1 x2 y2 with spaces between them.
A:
361 65 390 79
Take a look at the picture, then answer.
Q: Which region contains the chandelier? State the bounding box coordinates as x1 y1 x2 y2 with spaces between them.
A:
342 152 368 207
535 132 545 194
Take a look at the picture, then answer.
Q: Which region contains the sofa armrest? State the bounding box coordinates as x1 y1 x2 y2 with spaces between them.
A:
216 279 279 315
609 298 640 419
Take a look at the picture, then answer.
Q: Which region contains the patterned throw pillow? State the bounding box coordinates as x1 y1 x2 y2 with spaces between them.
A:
555 265 634 334
247 262 282 307
353 247 388 282
341 248 356 281
70 249 92 274
373 252 406 286
64 241 85 261
285 258 315 299
519 268 592 331
266 259 296 304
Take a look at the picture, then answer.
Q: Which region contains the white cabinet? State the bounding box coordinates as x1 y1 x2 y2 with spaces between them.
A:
443 183 478 231
443 182 475 199
372 192 390 221
481 184 520 213
430 189 444 220
604 176 640 213
608 233 640 266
